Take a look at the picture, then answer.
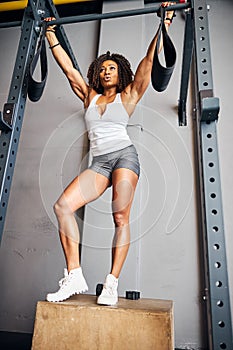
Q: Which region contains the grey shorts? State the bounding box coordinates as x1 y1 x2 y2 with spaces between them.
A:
89 144 140 183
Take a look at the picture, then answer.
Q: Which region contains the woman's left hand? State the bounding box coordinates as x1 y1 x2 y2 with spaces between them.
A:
162 1 175 23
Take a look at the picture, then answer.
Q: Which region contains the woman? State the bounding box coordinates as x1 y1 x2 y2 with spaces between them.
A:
44 2 174 305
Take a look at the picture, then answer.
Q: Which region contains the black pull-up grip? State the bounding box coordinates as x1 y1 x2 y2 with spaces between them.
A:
151 7 176 92
28 23 48 102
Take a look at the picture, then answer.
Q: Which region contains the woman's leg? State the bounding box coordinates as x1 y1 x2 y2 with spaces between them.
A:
54 169 110 272
97 168 138 305
111 168 138 278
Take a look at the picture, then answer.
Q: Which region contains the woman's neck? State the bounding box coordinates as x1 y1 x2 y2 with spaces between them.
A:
102 87 117 97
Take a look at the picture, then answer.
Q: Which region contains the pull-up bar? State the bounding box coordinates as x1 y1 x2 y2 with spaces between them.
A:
48 2 190 26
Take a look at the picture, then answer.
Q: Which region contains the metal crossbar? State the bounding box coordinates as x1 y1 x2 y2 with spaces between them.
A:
48 3 189 26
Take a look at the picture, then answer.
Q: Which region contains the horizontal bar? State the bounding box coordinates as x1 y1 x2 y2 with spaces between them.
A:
0 2 190 29
49 3 190 26
0 21 22 28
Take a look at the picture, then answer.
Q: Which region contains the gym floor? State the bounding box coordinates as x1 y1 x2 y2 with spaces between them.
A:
0 332 32 350
0 331 192 350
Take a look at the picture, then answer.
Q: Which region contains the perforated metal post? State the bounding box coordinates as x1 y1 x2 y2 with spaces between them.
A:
0 0 43 242
0 0 89 246
193 0 233 349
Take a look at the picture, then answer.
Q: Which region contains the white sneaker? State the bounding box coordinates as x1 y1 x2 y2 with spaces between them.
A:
97 274 118 306
46 267 88 302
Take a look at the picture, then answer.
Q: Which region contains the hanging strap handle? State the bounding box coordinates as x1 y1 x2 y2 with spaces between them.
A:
151 7 177 92
28 22 48 102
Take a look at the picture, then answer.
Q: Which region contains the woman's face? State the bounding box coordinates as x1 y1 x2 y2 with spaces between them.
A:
99 60 119 89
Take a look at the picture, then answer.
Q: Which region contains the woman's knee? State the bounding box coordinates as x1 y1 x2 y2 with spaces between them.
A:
113 211 129 227
53 198 72 217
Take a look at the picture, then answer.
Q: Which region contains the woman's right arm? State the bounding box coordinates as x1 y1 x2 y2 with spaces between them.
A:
45 20 88 102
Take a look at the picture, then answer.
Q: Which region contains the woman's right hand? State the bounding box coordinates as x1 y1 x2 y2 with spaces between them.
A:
44 17 57 32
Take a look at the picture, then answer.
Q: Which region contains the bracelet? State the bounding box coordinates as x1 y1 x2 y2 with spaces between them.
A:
165 17 172 23
46 29 55 33
49 43 60 49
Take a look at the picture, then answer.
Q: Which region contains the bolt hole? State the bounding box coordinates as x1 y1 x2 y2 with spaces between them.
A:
214 262 221 269
203 82 209 86
213 226 219 232
216 281 222 287
209 177 215 183
220 343 226 349
208 147 213 152
208 162 214 167
210 193 216 199
212 209 218 215
218 321 225 328
217 300 224 307
214 244 220 250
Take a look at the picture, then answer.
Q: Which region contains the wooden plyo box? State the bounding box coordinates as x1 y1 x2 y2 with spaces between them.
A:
32 294 174 350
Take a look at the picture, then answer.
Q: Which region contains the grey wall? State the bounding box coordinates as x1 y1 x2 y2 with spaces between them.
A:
0 1 232 349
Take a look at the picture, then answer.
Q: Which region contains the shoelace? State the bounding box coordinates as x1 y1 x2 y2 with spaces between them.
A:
58 269 70 288
104 281 117 295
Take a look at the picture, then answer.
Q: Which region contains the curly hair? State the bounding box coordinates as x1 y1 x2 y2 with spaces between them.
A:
87 51 134 94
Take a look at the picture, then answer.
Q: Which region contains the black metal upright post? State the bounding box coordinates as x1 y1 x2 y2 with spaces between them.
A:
0 0 85 244
0 0 43 243
192 1 233 349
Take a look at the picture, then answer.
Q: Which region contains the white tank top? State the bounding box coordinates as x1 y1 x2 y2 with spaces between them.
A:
85 93 132 156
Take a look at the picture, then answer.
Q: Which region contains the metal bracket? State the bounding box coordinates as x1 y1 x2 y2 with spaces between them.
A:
199 90 220 122
201 96 219 122
0 103 15 131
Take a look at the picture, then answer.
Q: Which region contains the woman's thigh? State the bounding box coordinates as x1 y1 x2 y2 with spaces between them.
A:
111 168 138 216
57 169 110 213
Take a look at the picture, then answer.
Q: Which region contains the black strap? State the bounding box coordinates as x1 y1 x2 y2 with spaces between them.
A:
151 7 176 92
28 22 48 102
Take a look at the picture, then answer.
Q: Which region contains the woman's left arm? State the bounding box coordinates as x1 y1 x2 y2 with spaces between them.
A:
128 2 174 102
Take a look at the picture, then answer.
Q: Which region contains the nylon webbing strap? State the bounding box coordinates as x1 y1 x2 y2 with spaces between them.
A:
151 7 176 92
28 23 48 102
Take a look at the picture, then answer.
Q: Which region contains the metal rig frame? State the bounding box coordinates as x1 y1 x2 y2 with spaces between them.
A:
0 0 232 348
